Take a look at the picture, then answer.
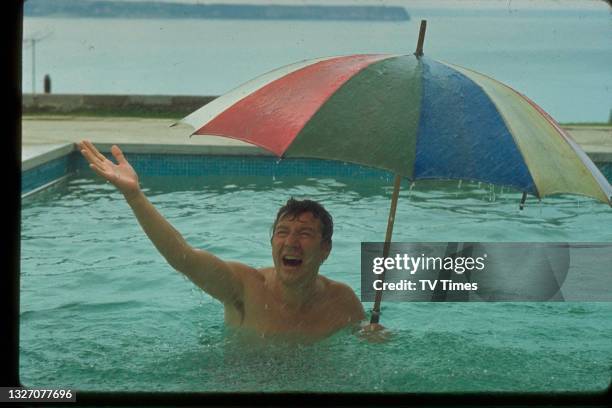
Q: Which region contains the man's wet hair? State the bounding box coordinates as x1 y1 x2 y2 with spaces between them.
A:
272 198 333 246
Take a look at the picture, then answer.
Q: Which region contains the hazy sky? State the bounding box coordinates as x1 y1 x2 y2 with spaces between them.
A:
109 0 610 10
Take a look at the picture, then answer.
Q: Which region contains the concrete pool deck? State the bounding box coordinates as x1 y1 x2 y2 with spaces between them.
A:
21 115 612 171
21 115 269 170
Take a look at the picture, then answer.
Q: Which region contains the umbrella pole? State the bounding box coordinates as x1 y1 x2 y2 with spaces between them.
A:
370 174 403 324
369 20 427 325
415 20 427 57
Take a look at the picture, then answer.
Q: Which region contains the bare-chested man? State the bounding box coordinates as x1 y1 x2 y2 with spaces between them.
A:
79 140 386 342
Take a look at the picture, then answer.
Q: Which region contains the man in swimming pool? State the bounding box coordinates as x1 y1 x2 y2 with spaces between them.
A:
79 140 386 341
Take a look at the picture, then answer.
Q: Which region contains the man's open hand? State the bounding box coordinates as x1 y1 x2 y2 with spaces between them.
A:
357 322 392 343
79 140 140 197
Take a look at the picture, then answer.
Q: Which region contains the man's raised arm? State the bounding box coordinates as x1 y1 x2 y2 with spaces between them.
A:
78 140 244 304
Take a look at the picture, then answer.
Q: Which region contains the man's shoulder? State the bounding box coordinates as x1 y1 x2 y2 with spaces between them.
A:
319 277 366 325
321 277 363 307
321 276 355 295
226 261 267 283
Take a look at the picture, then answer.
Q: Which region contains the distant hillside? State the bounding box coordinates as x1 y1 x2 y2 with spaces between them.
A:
24 0 410 21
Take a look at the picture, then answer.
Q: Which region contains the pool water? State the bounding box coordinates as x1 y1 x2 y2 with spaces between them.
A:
20 173 612 392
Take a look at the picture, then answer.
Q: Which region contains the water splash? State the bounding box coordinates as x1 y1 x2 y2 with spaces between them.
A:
538 199 543 216
272 157 284 183
407 182 416 201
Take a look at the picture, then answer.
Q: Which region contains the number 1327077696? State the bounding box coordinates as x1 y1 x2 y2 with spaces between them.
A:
1 388 75 402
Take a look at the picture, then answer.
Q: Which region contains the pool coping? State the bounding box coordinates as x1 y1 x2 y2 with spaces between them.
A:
21 140 612 173
22 142 272 171
20 140 612 199
21 116 612 186
21 142 280 197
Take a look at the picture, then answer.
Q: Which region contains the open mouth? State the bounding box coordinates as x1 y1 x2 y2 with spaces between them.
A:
282 256 303 267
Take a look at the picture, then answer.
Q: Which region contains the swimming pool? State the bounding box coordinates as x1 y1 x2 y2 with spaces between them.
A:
20 152 612 394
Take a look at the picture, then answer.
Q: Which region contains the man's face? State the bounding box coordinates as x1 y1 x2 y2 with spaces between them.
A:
271 212 331 287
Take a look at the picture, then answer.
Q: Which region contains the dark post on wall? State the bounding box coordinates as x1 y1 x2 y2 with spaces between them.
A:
44 74 51 94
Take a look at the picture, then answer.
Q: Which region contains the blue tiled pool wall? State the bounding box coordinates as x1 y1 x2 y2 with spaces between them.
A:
21 152 395 194
72 152 396 179
22 154 75 194
22 151 612 195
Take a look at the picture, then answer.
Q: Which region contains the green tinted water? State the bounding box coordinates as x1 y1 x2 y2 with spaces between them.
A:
20 175 612 392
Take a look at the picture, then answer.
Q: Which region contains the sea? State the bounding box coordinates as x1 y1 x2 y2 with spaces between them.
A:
22 0 612 123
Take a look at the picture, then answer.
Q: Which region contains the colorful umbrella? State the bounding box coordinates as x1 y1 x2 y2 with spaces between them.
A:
179 21 612 323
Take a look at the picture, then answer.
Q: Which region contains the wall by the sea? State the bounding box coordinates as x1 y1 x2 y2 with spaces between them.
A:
22 94 215 117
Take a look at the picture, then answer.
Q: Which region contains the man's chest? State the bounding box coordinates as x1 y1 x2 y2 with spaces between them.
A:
227 289 345 337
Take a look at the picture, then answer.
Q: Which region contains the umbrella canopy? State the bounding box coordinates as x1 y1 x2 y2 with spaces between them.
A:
180 21 612 325
181 53 611 205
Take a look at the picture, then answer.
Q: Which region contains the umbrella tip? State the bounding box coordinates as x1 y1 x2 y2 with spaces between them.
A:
519 192 527 210
414 20 427 58
169 118 187 128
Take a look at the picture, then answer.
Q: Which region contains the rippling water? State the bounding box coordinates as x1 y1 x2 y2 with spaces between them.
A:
20 174 612 391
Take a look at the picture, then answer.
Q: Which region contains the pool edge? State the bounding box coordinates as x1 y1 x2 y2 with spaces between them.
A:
20 143 612 198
